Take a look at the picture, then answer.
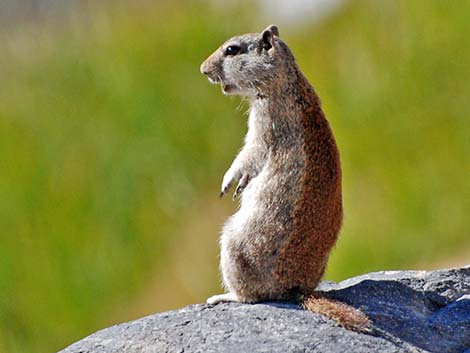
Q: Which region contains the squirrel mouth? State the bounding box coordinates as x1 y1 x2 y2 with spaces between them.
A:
206 76 238 94
222 84 238 94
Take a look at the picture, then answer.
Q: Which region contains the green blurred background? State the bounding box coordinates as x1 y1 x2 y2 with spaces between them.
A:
0 1 468 352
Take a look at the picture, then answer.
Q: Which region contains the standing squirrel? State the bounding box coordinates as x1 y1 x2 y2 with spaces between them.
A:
200 25 370 332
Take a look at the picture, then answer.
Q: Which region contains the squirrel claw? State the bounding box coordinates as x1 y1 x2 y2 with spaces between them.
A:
232 189 239 201
220 184 230 198
233 174 250 200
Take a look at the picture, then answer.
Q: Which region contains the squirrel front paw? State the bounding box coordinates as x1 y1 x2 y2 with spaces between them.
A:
220 168 252 200
233 173 251 200
220 169 238 198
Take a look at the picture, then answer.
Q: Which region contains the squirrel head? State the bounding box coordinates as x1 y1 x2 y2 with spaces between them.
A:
200 25 296 97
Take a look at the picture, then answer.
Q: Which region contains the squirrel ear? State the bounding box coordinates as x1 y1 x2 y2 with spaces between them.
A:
262 24 279 37
261 24 279 50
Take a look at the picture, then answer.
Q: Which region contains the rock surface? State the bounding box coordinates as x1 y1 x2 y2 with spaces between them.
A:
59 266 470 353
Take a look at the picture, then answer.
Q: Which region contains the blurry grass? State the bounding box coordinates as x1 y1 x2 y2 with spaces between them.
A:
0 1 468 352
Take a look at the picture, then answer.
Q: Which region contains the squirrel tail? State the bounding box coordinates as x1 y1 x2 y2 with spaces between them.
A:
302 294 372 333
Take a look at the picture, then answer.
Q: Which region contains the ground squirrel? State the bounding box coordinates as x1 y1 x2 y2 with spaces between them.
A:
200 25 370 331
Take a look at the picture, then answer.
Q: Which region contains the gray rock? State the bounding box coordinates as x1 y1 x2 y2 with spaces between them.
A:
59 266 470 353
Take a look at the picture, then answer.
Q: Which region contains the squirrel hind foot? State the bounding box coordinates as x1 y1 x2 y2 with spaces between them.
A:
206 292 240 305
302 295 372 333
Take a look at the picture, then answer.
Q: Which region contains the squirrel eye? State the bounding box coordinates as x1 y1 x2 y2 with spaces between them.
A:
225 45 240 56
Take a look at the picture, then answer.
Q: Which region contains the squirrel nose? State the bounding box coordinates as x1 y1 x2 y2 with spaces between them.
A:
200 62 209 75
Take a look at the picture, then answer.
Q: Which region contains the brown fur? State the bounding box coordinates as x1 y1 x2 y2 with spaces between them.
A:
201 25 369 331
303 294 372 332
